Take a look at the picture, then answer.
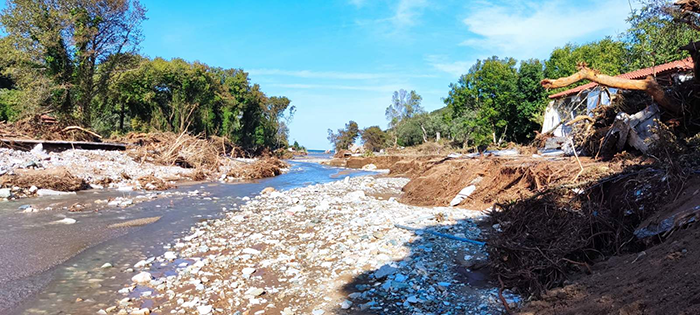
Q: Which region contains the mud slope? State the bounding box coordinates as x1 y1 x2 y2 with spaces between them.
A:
400 157 612 210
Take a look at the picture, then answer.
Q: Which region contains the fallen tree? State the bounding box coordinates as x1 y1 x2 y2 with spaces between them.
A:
540 63 681 115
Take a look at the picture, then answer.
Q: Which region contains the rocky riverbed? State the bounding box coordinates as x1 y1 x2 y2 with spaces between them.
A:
110 176 518 315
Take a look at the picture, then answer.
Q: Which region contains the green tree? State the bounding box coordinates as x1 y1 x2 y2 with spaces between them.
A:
386 89 423 146
623 0 697 70
446 57 519 145
327 120 360 150
0 0 146 124
361 126 388 152
515 59 548 142
544 38 627 86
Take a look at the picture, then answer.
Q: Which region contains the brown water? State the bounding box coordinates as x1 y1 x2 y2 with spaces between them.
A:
0 161 374 314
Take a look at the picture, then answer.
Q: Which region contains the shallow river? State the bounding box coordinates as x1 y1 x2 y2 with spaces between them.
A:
0 160 374 314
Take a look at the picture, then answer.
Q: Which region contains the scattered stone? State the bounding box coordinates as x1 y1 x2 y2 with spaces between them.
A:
244 287 265 297
261 187 276 194
101 263 113 269
131 272 152 285
163 251 177 261
197 305 213 314
53 218 77 225
0 188 12 198
37 189 76 197
107 176 501 314
373 265 398 279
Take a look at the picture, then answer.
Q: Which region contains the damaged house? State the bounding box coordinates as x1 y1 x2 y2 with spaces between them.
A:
541 57 694 153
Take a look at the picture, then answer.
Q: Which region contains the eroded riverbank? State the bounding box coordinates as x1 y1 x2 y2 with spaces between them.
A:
109 176 515 315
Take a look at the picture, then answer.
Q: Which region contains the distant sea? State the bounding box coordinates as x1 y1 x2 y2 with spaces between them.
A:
306 149 333 159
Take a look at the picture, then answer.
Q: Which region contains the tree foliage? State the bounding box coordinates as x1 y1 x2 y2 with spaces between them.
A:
0 1 294 154
327 120 360 150
0 0 146 123
624 0 697 69
360 126 387 152
445 57 546 145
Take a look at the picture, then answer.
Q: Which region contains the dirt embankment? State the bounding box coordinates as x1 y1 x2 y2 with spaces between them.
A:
327 155 444 174
519 177 700 315
374 152 700 314
399 157 620 210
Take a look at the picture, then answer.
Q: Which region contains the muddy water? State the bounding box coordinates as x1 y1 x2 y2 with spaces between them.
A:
0 161 374 315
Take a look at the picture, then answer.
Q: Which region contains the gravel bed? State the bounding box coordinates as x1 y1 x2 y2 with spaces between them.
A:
110 176 519 315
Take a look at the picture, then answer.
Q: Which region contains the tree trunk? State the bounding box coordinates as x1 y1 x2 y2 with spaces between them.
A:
420 123 428 143
540 65 681 115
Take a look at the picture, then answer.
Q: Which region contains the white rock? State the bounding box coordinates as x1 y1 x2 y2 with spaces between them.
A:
343 190 365 202
116 185 133 192
37 189 76 197
242 267 256 276
450 185 476 206
101 263 113 269
134 260 148 268
0 188 11 198
131 272 152 285
341 300 353 309
163 251 177 261
29 185 38 193
361 164 377 171
197 305 213 314
245 287 265 296
53 218 77 225
241 248 260 255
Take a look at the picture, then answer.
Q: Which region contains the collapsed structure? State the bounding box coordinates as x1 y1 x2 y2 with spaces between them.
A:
540 58 694 156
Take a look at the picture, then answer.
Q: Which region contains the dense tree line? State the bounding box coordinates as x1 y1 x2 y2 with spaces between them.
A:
329 0 699 152
0 0 295 153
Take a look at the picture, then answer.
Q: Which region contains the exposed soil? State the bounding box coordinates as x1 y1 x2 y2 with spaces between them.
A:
399 157 621 211
519 180 700 315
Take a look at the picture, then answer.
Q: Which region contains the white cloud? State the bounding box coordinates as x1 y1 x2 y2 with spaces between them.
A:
353 0 431 37
425 55 472 78
461 0 634 59
392 0 429 28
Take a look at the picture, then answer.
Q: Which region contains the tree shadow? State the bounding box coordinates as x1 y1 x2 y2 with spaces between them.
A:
330 217 517 314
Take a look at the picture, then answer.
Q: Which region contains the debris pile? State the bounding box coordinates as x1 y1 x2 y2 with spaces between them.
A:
224 158 288 180
0 115 102 142
113 132 227 170
487 166 682 296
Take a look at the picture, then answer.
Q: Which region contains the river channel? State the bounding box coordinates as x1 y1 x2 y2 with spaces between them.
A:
0 160 374 314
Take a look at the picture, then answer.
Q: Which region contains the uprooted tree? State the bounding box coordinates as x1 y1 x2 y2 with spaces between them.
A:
540 63 681 115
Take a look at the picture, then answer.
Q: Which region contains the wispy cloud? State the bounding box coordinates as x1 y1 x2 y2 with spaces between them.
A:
425 55 472 78
460 0 634 59
392 0 429 28
353 0 431 37
249 68 435 80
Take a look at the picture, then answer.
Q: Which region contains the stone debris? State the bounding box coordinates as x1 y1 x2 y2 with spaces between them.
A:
0 147 192 194
111 176 517 314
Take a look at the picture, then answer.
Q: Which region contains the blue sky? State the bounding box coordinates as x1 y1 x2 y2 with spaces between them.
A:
2 0 638 149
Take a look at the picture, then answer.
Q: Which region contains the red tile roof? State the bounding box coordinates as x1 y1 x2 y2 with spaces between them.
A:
548 57 694 99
